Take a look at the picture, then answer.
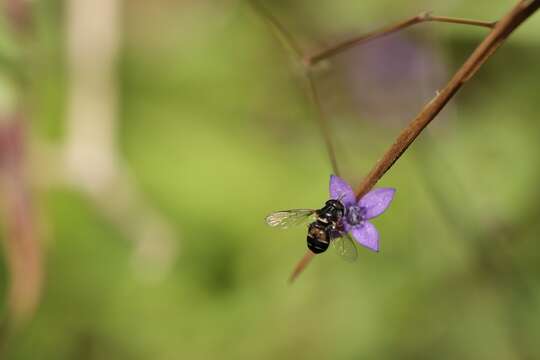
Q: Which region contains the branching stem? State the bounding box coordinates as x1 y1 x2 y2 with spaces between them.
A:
306 12 495 66
354 0 539 199
249 0 539 281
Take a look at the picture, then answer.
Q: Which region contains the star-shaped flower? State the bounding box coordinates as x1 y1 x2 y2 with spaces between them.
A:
329 175 395 252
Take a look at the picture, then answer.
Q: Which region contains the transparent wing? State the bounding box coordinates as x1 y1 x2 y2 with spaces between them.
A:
332 234 358 262
265 209 316 229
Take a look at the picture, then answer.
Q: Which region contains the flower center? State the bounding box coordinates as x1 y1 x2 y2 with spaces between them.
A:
346 205 366 226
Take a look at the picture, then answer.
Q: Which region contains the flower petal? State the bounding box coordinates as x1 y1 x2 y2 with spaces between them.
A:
350 222 379 252
329 175 356 206
359 188 396 219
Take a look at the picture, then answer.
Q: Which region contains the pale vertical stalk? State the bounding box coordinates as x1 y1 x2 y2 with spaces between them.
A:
65 0 121 191
64 0 177 281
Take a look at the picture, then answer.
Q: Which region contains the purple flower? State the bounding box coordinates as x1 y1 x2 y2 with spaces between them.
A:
329 175 395 252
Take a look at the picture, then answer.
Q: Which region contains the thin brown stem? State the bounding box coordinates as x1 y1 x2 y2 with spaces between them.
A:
306 12 495 66
354 0 539 200
248 0 304 59
289 250 315 283
306 73 341 176
427 15 496 28
248 1 341 176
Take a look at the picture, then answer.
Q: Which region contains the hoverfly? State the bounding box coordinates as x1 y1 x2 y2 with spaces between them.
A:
265 199 358 261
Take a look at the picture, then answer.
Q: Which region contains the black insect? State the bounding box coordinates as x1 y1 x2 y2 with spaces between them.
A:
265 199 358 261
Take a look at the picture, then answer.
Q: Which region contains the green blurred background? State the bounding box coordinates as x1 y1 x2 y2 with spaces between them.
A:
0 0 539 359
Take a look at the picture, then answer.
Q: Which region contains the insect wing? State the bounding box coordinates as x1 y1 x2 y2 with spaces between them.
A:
332 234 358 262
265 209 316 229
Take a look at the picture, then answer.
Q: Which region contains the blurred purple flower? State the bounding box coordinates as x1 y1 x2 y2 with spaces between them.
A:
330 175 395 252
338 34 448 125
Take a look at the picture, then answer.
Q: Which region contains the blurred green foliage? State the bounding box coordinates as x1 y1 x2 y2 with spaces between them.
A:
1 1 540 359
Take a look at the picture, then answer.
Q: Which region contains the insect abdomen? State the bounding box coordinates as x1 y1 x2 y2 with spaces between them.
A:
307 222 330 254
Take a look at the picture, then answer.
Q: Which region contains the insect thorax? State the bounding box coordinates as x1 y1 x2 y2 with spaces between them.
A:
316 199 345 225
